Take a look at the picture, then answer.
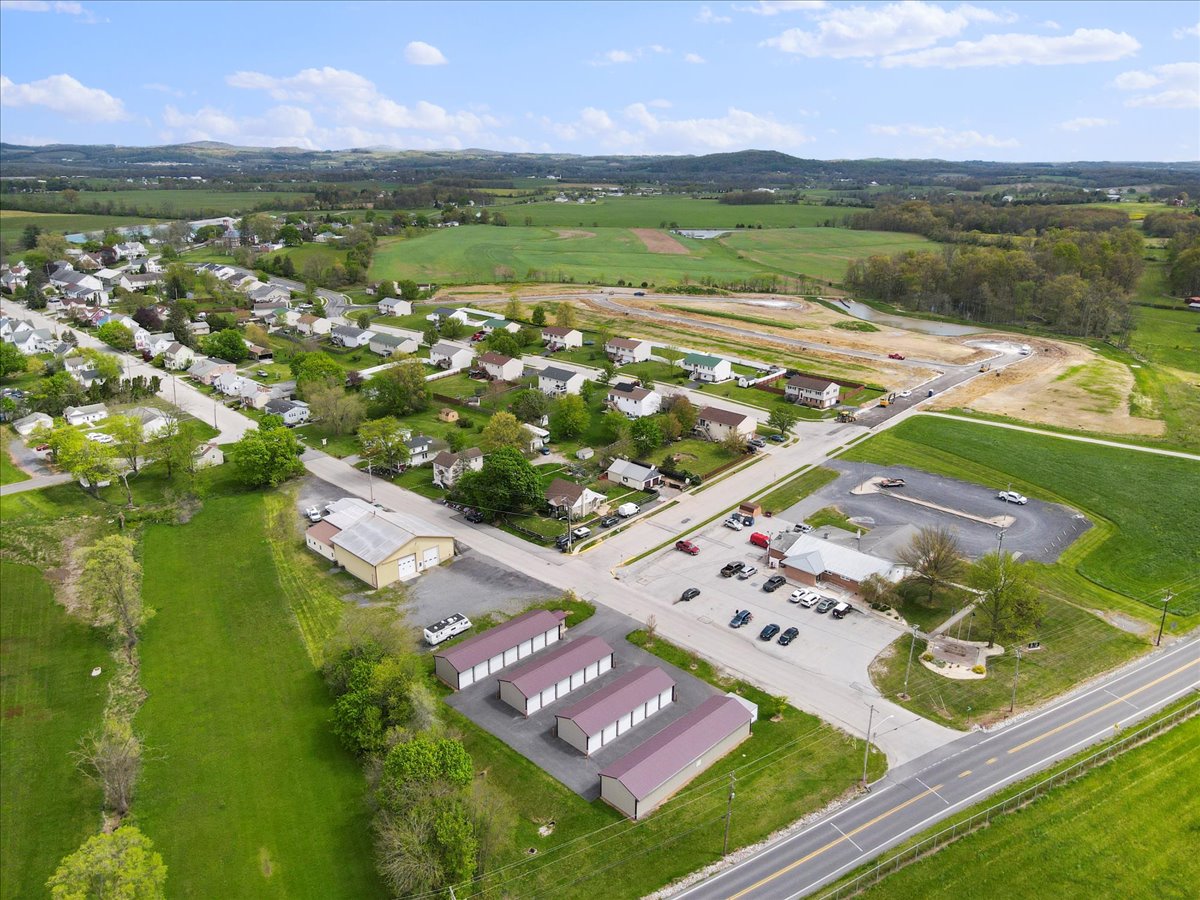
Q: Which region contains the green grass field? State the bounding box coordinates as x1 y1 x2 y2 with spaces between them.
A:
0 562 111 900
0 209 161 248
842 416 1200 615
503 196 843 229
1 189 309 219
856 714 1200 899
721 227 935 284
136 494 383 899
1131 305 1200 375
0 426 30 485
755 466 839 513
260 243 346 273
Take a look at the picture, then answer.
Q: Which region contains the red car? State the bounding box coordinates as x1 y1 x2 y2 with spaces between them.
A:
888 352 905 360
471 331 487 342
675 540 700 555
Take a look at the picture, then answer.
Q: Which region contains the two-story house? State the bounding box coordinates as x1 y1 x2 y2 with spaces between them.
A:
542 326 583 350
538 366 586 396
479 351 523 382
681 353 732 383
785 374 840 409
606 382 662 418
605 338 651 365
431 448 484 488
429 340 475 369
697 405 755 442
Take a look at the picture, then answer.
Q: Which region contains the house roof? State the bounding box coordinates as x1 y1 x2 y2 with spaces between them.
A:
498 636 614 699
479 351 515 366
305 520 341 547
542 326 579 337
606 338 644 350
14 412 51 429
433 447 483 468
699 405 751 427
787 374 838 392
327 498 451 566
780 533 899 583
370 333 406 347
546 477 584 506
609 383 654 401
188 357 233 375
556 666 675 736
332 325 366 339
607 458 659 483
599 695 752 801
432 340 471 356
683 352 725 368
404 434 433 449
435 608 568 672
539 365 579 383
65 403 107 416
265 398 300 414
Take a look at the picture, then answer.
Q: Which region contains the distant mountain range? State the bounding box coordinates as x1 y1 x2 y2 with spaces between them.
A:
1 141 1196 188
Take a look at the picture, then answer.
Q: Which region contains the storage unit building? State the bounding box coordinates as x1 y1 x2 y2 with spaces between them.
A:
598 694 755 820
434 609 567 690
497 636 615 716
555 666 676 756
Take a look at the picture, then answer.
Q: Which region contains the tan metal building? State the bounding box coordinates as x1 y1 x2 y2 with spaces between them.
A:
497 636 615 716
555 666 676 756
598 694 755 820
434 609 567 690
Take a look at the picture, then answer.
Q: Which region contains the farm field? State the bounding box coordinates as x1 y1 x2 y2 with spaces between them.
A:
259 242 346 273
856 714 1200 899
720 227 935 284
1 189 309 219
502 196 848 228
137 494 383 899
0 208 161 248
1131 304 1200 374
0 562 111 900
841 416 1200 616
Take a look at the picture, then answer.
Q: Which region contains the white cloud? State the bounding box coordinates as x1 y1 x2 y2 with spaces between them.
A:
695 5 731 24
1173 22 1200 39
1 1 82 14
1114 62 1200 109
764 1 1000 59
684 52 707 63
880 27 1140 68
735 1 827 15
869 122 1017 150
1058 117 1115 132
142 82 184 98
1041 20 1061 30
621 104 812 151
593 48 636 65
646 98 673 108
403 41 448 66
0 73 127 121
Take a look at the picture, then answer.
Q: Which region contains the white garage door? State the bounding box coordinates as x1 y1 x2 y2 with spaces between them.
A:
503 647 518 666
519 639 533 656
570 670 584 690
472 662 489 683
598 655 613 675
659 688 674 708
601 722 618 745
421 546 440 569
555 677 571 698
526 694 541 714
540 688 556 709
459 668 475 689
646 694 660 714
533 633 547 651
397 555 416 578
631 705 646 726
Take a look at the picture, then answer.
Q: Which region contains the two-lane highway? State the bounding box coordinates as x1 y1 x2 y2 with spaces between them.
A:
674 636 1200 899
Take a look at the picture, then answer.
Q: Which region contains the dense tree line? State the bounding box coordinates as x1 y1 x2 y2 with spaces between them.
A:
846 199 1132 242
1166 231 1200 296
1141 210 1200 239
844 226 1143 338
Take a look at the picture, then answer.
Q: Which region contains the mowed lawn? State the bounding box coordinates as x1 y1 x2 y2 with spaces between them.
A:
137 495 383 899
0 208 161 247
856 715 1200 900
1 562 111 900
1131 304 1200 375
0 427 30 485
842 416 1200 615
721 227 936 283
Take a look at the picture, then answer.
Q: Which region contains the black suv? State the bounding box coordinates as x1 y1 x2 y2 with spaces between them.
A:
762 575 787 592
758 623 781 641
464 510 485 523
720 561 746 578
600 515 620 527
778 626 799 646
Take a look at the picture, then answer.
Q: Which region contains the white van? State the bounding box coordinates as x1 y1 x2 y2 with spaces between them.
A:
424 613 472 646
618 502 639 518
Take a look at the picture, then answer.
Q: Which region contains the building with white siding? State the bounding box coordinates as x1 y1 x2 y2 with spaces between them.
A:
497 636 615 716
555 666 675 756
434 609 567 690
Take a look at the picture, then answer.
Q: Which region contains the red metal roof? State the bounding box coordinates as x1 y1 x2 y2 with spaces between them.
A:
555 665 674 735
435 609 566 673
498 636 614 699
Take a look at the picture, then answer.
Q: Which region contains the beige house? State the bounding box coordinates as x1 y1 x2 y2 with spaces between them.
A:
785 374 840 409
432 448 484 488
305 497 455 588
697 405 756 442
479 351 523 382
542 326 583 350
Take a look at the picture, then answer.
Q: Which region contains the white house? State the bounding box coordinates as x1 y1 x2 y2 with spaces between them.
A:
296 314 332 336
605 338 651 365
697 405 755 442
542 326 583 350
426 306 469 324
126 406 170 437
64 403 109 426
681 353 732 383
192 442 225 469
429 340 474 370
431 447 484 488
377 296 412 316
546 477 605 518
113 241 147 259
272 308 302 330
265 398 310 426
188 357 237 385
11 328 56 355
144 332 175 357
607 383 661 418
405 434 435 465
606 458 663 491
479 351 523 382
785 374 840 409
330 325 375 348
248 283 291 306
369 332 419 357
163 342 195 370
538 366 586 397
483 317 521 335
13 411 52 436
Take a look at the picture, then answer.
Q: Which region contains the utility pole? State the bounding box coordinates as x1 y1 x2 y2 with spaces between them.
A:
722 772 736 855
861 705 874 787
902 624 920 698
1009 647 1022 713
1156 592 1173 647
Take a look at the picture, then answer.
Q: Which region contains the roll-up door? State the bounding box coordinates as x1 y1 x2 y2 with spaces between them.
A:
570 670 584 690
397 555 417 578
533 632 546 651
659 688 674 708
555 677 571 698
503 646 518 665
541 688 555 709
488 653 503 673
473 662 489 683
526 693 541 715
602 722 618 745
421 546 439 569
459 668 475 689
519 639 533 656
631 705 645 725
598 655 612 674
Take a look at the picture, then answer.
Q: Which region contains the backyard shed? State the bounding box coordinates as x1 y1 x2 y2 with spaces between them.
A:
497 636 615 716
434 609 567 690
555 666 676 756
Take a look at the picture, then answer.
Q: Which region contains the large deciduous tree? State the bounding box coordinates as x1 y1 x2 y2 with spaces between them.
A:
549 393 588 439
897 525 965 605
229 425 305 487
75 717 143 817
510 389 549 423
97 322 135 352
479 411 531 453
630 417 663 456
47 827 166 900
367 360 430 416
358 417 411 472
45 424 116 495
968 551 1045 649
768 405 800 435
79 535 146 660
201 328 249 363
454 448 541 520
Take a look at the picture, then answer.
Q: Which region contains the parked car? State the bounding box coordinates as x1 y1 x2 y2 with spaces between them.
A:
471 331 487 342
798 592 821 609
572 526 592 539
768 433 785 443
555 534 571 549
815 598 836 614
880 478 907 488
34 443 50 453
778 626 800 646
997 490 1028 505
675 539 700 555
796 523 814 533
86 432 114 444
749 532 770 548
633 291 646 297
723 518 744 531
720 561 746 578
304 506 323 523
464 510 485 523
831 602 854 619
888 352 905 360
679 587 701 603
763 574 787 592
256 369 269 378
540 446 552 455
789 588 820 605
600 515 620 528
737 513 755 526
758 623 781 641
737 565 758 580
748 437 766 449
729 609 753 628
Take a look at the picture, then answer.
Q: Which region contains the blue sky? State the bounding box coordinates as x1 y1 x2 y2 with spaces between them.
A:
1 0 1197 160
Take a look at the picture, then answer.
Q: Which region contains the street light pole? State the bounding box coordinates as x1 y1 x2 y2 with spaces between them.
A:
861 704 874 787
1009 647 1022 713
902 624 920 698
1156 593 1173 646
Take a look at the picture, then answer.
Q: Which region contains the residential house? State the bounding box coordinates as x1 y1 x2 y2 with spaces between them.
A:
0 267 28 294
93 267 123 289
296 314 332 336
538 365 586 397
405 434 435 465
542 326 583 350
606 458 663 491
11 328 56 355
785 374 840 409
163 342 195 370
369 332 419 356
429 340 475 370
192 442 225 469
681 353 732 383
546 478 605 519
330 325 375 348
214 373 273 409
187 319 211 338
426 306 467 324
479 351 522 382
607 382 661 418
144 332 175 357
13 411 52 436
64 403 109 426
123 256 162 274
0 317 34 341
265 398 310 426
126 406 170 437
377 296 413 316
483 317 520 335
431 448 484 488
248 283 291 307
605 338 651 365
113 241 147 259
252 302 288 321
187 356 236 385
696 405 755 442
117 272 163 292
271 308 302 330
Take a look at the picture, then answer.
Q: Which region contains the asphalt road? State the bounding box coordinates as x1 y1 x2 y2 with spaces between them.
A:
672 635 1200 900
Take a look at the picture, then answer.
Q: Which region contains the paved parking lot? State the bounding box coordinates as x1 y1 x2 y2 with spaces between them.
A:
623 518 905 693
781 461 1091 562
444 606 718 798
407 551 560 627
